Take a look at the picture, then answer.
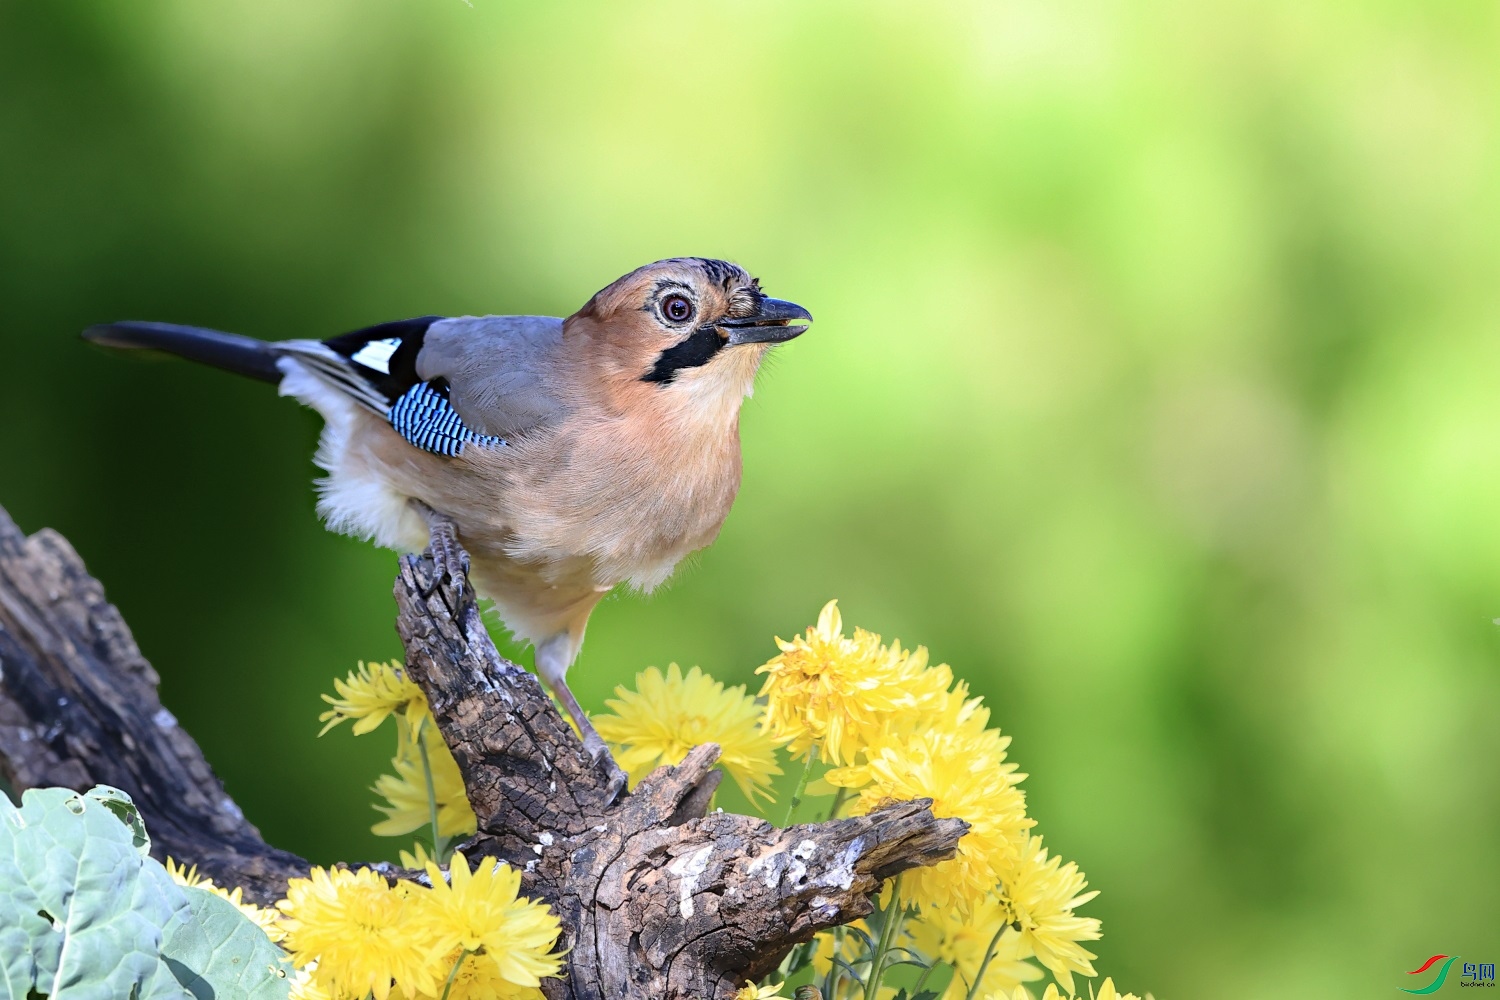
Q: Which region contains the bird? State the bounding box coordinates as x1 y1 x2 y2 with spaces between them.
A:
83 257 812 791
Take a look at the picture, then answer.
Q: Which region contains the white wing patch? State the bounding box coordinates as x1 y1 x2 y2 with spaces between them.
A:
351 337 401 373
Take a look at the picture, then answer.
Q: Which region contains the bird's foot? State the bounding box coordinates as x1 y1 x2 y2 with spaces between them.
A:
427 522 470 601
581 730 630 804
411 500 470 601
537 638 629 805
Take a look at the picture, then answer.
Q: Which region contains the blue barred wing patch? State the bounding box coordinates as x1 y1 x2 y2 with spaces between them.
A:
388 380 505 457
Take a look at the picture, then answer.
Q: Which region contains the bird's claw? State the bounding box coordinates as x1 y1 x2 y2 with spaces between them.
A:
582 731 629 804
600 757 629 805
423 524 471 601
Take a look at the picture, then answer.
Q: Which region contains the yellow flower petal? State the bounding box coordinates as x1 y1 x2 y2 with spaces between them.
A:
415 851 564 989
370 724 477 839
830 724 1033 915
1006 838 1101 994
320 660 430 737
401 950 547 1000
398 842 437 870
277 866 442 1000
594 663 787 804
756 600 950 765
907 898 1042 998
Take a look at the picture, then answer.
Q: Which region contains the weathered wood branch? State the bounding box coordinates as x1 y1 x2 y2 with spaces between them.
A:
393 556 968 998
0 506 308 901
0 504 967 999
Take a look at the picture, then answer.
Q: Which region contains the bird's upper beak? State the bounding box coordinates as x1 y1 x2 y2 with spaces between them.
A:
718 297 813 346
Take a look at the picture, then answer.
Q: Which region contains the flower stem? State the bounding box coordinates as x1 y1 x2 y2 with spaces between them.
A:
781 749 816 827
438 948 472 1000
823 926 842 1000
415 718 445 860
863 874 906 1000
963 914 1010 1000
826 786 848 821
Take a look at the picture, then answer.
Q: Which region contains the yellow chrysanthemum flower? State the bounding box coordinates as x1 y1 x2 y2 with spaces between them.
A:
166 858 286 943
756 601 950 765
397 951 546 1000
277 866 441 1000
907 899 1042 999
320 660 430 737
828 726 1033 913
922 678 1007 747
288 967 332 1000
986 978 1141 1000
398 842 438 870
415 851 563 989
593 663 787 804
985 988 1027 1000
735 981 788 1000
165 856 211 888
371 725 477 839
987 987 1063 1000
1095 979 1144 1000
1006 838 1101 994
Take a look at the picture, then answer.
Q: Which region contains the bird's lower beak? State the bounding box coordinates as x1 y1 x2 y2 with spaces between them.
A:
718 297 813 346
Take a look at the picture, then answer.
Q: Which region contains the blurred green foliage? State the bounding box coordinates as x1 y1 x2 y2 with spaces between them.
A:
2 1 1498 996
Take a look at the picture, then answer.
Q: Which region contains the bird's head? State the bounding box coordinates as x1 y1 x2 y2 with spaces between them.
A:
568 258 811 411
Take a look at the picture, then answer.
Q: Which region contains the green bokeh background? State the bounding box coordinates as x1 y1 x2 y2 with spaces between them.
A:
3 2 1498 995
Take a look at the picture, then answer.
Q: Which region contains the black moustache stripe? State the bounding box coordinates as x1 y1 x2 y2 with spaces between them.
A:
641 324 725 384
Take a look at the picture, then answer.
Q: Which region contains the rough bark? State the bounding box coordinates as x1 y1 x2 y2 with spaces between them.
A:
0 505 308 901
0 504 967 999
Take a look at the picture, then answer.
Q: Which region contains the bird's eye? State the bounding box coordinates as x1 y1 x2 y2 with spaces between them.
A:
661 294 694 324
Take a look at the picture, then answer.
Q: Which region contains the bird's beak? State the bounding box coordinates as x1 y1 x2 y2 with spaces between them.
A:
718 298 813 346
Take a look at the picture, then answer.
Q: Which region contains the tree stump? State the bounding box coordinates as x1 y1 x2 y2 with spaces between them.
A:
0 504 966 999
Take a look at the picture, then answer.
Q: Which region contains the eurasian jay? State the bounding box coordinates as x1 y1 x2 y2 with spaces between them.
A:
84 257 812 788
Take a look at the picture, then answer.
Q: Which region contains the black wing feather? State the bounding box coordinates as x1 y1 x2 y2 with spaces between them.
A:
323 316 443 404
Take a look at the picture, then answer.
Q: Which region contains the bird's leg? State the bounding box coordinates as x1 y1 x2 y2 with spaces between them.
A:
409 499 470 599
536 633 629 803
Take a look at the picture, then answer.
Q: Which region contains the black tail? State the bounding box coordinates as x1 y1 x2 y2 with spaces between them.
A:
82 322 283 384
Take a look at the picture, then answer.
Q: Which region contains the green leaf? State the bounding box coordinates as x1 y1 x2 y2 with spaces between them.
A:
0 785 291 1000
841 924 879 956
0 786 191 1000
160 886 293 1000
911 959 953 1000
85 784 150 856
0 791 54 1000
781 938 818 976
830 957 867 988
